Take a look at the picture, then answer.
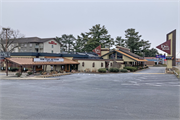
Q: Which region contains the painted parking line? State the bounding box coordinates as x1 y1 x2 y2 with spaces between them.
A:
133 73 165 74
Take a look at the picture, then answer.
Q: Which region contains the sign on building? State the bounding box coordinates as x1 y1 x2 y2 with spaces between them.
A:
156 55 166 58
92 45 101 56
33 58 64 62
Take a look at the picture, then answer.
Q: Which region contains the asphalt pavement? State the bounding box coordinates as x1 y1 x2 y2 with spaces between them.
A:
0 67 179 120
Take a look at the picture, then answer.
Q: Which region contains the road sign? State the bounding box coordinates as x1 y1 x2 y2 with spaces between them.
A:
166 56 174 60
156 40 171 54
156 55 166 58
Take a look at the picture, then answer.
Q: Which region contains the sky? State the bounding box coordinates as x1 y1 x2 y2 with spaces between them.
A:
0 0 180 57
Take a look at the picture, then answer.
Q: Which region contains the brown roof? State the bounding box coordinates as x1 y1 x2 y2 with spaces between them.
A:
145 57 156 59
6 57 79 66
115 50 147 62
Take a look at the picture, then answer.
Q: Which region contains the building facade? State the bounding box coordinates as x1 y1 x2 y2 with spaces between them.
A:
5 37 61 53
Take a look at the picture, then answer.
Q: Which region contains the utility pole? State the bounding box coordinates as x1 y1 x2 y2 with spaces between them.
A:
2 28 10 76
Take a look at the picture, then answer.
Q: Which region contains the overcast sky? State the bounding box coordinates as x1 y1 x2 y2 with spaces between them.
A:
0 0 179 57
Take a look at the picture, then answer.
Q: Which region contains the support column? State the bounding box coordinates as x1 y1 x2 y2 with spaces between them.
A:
6 59 8 76
32 66 34 74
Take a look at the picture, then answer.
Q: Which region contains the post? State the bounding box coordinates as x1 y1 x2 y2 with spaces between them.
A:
6 60 8 76
3 28 10 76
143 45 145 67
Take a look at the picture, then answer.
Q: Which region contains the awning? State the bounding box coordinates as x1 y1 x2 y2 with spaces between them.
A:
6 57 79 66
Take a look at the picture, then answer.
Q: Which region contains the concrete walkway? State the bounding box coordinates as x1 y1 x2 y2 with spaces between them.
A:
0 72 60 80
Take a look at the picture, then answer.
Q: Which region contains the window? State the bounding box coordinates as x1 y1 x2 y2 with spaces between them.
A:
82 62 84 67
29 44 32 47
21 44 23 47
24 44 27 47
117 52 123 59
111 63 112 66
92 62 95 67
52 45 53 48
52 50 53 53
109 53 116 59
101 63 103 67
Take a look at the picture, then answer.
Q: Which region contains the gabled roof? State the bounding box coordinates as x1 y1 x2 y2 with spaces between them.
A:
115 50 147 62
101 49 147 62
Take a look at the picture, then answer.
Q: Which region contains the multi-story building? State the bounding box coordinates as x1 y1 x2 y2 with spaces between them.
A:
6 37 61 53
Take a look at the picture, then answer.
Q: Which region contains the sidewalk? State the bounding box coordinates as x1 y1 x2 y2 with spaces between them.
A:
0 72 60 80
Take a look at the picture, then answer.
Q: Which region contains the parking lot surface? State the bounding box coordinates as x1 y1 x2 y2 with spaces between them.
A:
0 67 179 120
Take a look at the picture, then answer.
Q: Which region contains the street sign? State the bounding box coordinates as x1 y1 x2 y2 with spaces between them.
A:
156 55 166 58
166 56 174 60
0 52 11 58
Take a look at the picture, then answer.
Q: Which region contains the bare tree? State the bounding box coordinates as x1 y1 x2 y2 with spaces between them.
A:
0 28 24 52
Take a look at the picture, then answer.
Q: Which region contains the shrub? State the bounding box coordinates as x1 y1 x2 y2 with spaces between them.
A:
10 67 19 72
124 66 137 72
98 68 106 73
109 67 119 72
1 67 5 71
23 68 28 72
120 69 128 73
16 72 22 77
27 71 33 75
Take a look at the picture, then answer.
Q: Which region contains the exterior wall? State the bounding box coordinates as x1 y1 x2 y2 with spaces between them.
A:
167 60 172 68
101 49 109 56
11 56 36 58
123 55 135 62
102 54 109 59
43 40 60 53
64 57 73 60
78 60 105 72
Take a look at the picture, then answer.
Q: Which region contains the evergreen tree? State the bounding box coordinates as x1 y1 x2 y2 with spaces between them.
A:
73 33 89 52
125 28 151 56
115 36 125 47
56 34 76 53
84 24 114 52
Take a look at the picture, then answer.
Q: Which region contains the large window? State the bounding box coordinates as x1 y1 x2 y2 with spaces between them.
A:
52 45 53 48
109 53 115 59
52 50 53 53
117 52 123 59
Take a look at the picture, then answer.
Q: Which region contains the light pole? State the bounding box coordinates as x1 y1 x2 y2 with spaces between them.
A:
2 27 10 76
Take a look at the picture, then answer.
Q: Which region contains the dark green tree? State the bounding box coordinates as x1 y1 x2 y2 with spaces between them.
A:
84 24 114 52
56 34 76 53
115 36 125 47
144 48 159 57
125 28 151 56
73 33 89 52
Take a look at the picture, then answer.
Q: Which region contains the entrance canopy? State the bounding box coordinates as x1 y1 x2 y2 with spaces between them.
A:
6 57 79 66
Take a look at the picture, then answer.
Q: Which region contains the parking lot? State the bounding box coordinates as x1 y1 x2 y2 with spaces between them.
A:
0 67 179 120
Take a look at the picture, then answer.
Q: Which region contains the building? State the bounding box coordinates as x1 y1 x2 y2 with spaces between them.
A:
2 37 61 53
176 58 180 65
2 46 147 74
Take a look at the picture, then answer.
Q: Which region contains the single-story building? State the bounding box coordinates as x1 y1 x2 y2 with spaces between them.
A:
2 46 147 74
